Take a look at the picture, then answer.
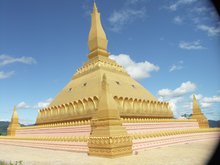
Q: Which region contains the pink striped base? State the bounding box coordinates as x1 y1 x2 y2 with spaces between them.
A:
0 132 219 153
16 125 91 137
133 132 220 153
123 122 199 134
15 122 199 137
0 140 88 153
1 122 216 153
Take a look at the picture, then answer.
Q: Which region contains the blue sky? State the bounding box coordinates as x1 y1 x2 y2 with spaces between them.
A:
0 0 220 124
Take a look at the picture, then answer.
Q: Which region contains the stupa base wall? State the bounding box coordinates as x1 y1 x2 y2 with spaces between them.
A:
14 120 199 137
133 132 220 153
124 121 199 134
0 139 88 152
1 120 215 154
0 131 219 154
16 125 91 137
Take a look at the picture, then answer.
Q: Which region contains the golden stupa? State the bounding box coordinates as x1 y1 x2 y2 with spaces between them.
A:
35 2 173 126
1 2 218 159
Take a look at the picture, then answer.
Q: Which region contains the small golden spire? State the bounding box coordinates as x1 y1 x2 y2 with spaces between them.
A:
88 2 109 59
93 1 98 12
12 105 18 119
192 95 201 114
7 106 20 136
192 95 209 128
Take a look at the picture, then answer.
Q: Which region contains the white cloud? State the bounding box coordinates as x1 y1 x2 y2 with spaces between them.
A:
200 102 212 108
110 54 159 80
168 98 183 118
197 24 220 37
125 0 140 5
183 102 192 110
192 7 210 13
35 98 53 109
16 98 53 110
0 54 36 80
158 81 196 98
203 96 220 103
169 65 183 72
19 119 35 125
167 0 198 11
191 17 201 24
17 102 30 109
0 71 14 79
108 0 148 32
82 1 92 16
173 16 183 24
108 8 145 32
179 40 205 50
0 54 36 67
158 95 184 118
169 61 183 72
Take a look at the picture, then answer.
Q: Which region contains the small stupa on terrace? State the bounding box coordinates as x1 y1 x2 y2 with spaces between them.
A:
192 95 209 128
7 106 20 136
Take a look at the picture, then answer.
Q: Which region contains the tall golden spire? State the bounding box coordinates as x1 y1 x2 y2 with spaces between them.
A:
7 106 20 136
88 2 109 59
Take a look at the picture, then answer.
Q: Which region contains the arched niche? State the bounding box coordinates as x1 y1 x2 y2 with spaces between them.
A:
83 98 89 113
54 106 59 117
149 101 154 114
77 100 84 115
88 97 95 112
142 100 147 114
137 99 142 114
113 96 120 106
61 104 66 116
93 96 99 110
123 97 131 114
133 98 138 113
129 98 134 113
118 97 124 111
69 102 76 116
64 104 69 115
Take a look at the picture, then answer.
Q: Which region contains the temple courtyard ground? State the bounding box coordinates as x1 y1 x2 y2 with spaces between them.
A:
0 139 219 165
